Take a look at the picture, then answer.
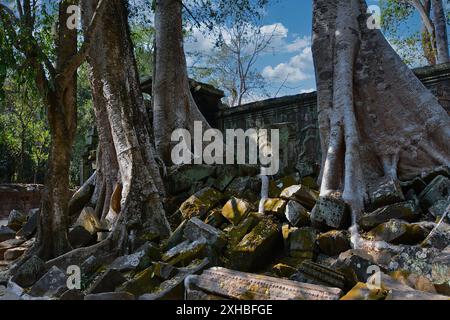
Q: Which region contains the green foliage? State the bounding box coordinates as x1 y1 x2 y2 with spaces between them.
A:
0 78 50 183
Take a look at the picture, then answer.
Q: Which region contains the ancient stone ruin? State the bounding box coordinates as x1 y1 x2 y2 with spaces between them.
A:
1 64 449 301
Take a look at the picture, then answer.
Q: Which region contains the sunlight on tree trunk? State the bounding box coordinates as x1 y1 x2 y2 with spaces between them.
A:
153 0 211 163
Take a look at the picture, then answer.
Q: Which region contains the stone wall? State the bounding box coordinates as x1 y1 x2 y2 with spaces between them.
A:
215 63 450 177
0 184 43 219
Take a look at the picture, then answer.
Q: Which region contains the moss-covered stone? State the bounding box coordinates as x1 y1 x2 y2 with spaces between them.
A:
224 213 261 251
360 201 421 230
225 176 261 202
204 208 226 228
263 198 287 216
162 240 207 267
75 207 102 234
289 227 318 259
116 267 161 296
316 230 350 256
268 175 299 198
272 263 297 278
228 217 281 272
340 282 387 300
221 197 254 225
280 185 318 210
368 219 429 245
179 187 224 220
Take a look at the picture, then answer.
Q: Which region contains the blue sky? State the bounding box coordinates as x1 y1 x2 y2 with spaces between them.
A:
185 0 449 101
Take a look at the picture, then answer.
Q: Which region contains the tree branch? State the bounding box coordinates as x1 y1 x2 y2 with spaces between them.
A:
58 0 107 89
410 0 435 34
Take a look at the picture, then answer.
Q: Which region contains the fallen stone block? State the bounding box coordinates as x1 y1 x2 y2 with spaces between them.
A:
29 266 67 297
7 210 27 232
183 217 226 250
332 249 379 286
419 175 450 209
268 175 299 198
340 282 386 300
180 187 224 220
3 247 27 261
116 267 161 296
87 269 126 294
360 201 421 230
11 255 46 288
109 242 161 272
285 200 310 227
263 198 287 216
188 267 343 300
68 225 96 249
139 258 209 300
428 200 450 220
289 227 317 260
74 207 103 234
368 179 405 211
280 185 318 210
204 208 226 228
225 176 261 202
221 197 254 225
224 214 261 252
162 240 207 266
368 219 429 245
0 238 24 260
316 230 351 257
16 209 39 239
295 260 346 289
310 196 349 230
272 263 297 278
227 217 281 272
385 290 449 300
0 226 15 243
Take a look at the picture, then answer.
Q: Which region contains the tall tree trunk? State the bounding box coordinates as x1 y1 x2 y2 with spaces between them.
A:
432 0 450 64
313 0 450 243
153 0 211 163
80 0 170 253
35 1 78 259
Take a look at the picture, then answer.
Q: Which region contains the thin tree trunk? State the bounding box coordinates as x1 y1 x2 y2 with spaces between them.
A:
432 0 450 64
35 1 78 259
421 0 436 65
81 0 170 253
313 0 450 239
153 0 211 163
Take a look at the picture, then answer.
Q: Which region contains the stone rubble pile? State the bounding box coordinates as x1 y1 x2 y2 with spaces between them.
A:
0 164 449 300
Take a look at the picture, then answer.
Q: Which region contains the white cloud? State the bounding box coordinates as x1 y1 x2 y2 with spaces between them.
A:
285 36 311 52
262 46 314 83
300 88 315 94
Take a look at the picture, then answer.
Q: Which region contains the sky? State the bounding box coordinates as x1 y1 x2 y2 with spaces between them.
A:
185 0 450 102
